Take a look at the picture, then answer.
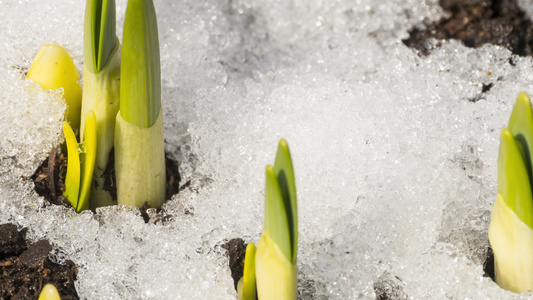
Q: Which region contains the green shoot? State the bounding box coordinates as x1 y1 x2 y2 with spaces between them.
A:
255 139 298 300
489 92 533 292
507 92 533 192
499 92 533 228
81 0 120 209
264 165 292 261
119 0 161 128
273 139 298 262
498 128 533 228
264 139 298 263
84 0 117 73
115 0 165 208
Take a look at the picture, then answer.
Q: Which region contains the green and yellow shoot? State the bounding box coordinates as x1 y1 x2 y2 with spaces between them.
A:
80 0 121 209
263 139 298 264
29 0 168 212
27 43 95 213
238 139 298 300
27 44 82 131
63 111 97 213
84 0 117 75
114 0 166 208
489 92 533 292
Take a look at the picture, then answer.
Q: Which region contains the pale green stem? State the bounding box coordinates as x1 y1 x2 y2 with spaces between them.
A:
115 108 165 208
80 40 121 209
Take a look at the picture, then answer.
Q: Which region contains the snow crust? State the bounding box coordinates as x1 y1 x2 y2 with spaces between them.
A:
2 0 533 298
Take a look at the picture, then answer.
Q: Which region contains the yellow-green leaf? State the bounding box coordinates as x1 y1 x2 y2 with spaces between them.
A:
265 164 291 262
508 92 533 191
63 121 81 211
84 0 117 73
264 139 298 263
78 110 97 212
238 242 257 300
498 128 533 228
273 139 298 263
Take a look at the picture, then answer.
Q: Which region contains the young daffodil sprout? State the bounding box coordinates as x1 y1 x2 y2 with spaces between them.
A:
237 243 257 300
255 139 298 300
114 0 166 208
489 92 533 292
38 284 61 300
80 0 121 209
63 110 97 213
27 44 82 131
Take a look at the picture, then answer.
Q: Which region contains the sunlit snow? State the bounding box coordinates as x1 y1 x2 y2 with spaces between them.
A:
1 0 533 299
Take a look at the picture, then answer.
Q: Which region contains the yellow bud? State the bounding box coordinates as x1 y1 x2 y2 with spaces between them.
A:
27 44 82 131
255 232 297 300
489 193 533 292
38 284 61 300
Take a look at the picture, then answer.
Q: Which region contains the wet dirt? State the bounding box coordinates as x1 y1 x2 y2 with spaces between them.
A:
403 0 533 57
0 223 78 299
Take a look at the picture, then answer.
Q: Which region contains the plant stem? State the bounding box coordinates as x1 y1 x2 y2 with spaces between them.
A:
115 108 166 208
80 42 121 209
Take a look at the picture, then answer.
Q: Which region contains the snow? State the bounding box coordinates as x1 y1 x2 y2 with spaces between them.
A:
1 0 533 298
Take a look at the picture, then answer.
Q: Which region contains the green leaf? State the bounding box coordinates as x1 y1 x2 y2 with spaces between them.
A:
63 121 80 209
78 110 97 212
84 0 117 73
508 92 533 193
273 139 298 263
498 128 533 228
264 165 291 262
120 0 161 128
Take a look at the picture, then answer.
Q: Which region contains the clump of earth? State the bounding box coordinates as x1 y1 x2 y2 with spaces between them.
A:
403 0 533 57
0 223 78 299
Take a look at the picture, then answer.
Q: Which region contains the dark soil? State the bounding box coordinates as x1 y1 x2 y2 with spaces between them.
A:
31 146 70 208
403 0 533 56
31 146 182 220
221 238 247 291
164 153 181 201
100 150 117 202
26 146 182 298
483 246 495 280
0 223 78 299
